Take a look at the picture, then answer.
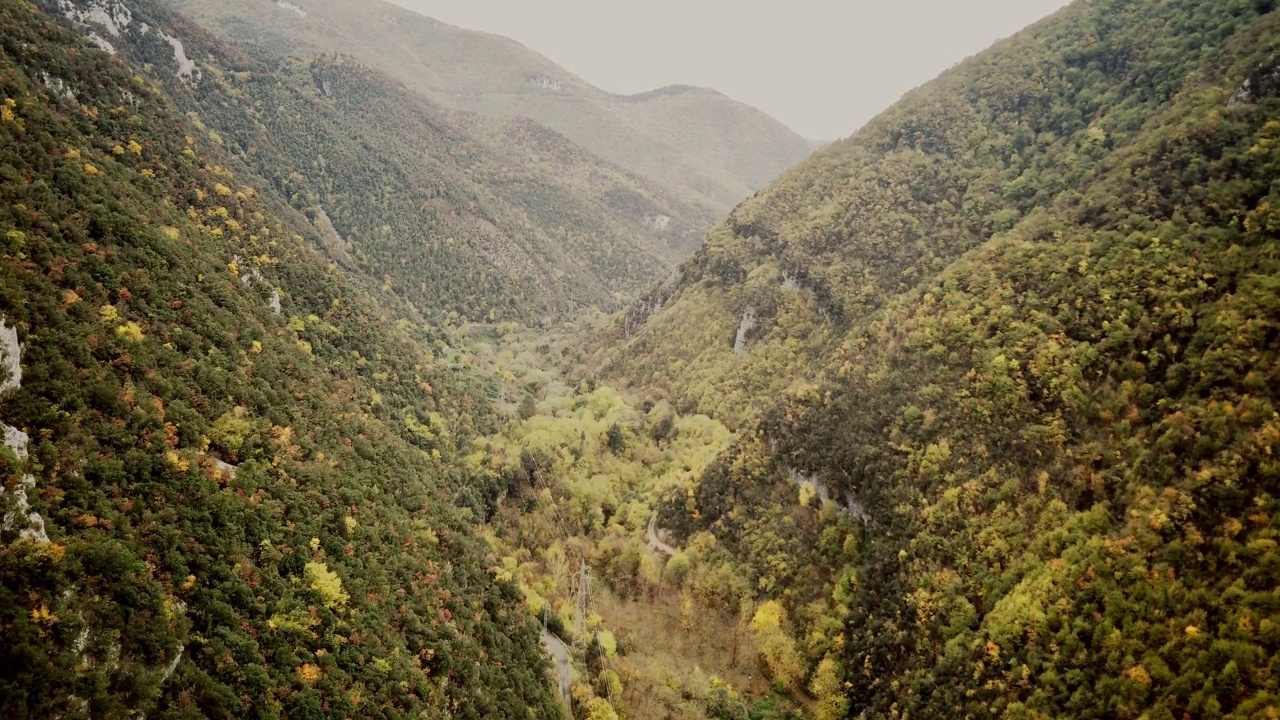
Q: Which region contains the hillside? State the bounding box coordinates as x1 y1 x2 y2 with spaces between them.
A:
608 0 1280 424
601 0 1280 716
166 0 816 215
0 0 559 715
49 0 725 323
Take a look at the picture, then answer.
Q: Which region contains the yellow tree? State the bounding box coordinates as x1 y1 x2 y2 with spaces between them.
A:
811 655 849 720
750 601 804 688
305 561 349 609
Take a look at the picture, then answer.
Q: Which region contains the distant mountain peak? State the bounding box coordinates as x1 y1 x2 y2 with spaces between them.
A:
623 83 722 100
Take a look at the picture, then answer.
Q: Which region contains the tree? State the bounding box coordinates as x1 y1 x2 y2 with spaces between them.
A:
750 601 804 689
810 656 848 720
210 406 253 458
605 422 625 454
305 561 349 609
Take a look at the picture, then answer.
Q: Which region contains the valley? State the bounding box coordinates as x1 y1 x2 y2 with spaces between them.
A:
1 0 1279 718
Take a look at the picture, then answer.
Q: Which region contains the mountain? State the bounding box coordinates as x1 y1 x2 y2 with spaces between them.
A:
0 0 560 715
47 0 729 324
604 0 1280 716
165 0 816 216
608 0 1280 424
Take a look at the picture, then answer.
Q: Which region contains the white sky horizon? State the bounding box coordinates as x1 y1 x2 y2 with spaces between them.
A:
387 0 1072 141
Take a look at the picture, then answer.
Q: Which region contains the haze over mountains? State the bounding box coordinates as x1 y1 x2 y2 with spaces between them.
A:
171 0 817 216
42 0 781 322
2 0 1279 718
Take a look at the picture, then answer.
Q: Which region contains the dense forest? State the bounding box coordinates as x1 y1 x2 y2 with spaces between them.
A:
5 0 1280 717
608 0 1280 425
0 1 558 715
615 0 1280 718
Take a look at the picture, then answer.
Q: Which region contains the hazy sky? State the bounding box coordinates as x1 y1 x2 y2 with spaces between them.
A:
389 0 1072 140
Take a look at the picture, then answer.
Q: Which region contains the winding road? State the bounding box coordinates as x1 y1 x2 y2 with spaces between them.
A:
535 517 677 713
540 629 572 707
646 514 677 559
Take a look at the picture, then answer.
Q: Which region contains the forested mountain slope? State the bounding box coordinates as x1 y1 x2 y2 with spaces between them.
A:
610 0 1280 425
605 0 1280 717
166 0 816 216
47 0 714 324
0 0 559 715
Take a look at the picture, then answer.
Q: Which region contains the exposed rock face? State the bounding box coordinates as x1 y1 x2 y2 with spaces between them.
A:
0 425 48 543
0 319 49 543
644 214 671 231
623 295 665 337
40 71 77 102
160 646 183 681
732 309 756 354
157 30 199 84
0 320 20 395
623 270 681 337
233 255 283 315
57 0 124 53
56 0 206 81
528 74 562 91
212 457 238 478
788 468 871 524
57 0 131 37
274 0 306 17
1230 54 1280 105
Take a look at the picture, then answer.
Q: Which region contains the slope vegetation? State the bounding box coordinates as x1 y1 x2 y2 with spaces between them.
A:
610 0 1279 423
52 0 716 323
610 0 1280 717
0 1 559 715
169 0 816 215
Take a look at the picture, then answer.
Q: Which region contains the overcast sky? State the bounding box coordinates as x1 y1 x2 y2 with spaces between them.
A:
388 0 1072 140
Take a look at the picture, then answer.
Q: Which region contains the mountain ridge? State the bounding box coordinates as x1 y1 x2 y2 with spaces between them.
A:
170 0 817 213
49 0 720 322
605 0 1268 422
